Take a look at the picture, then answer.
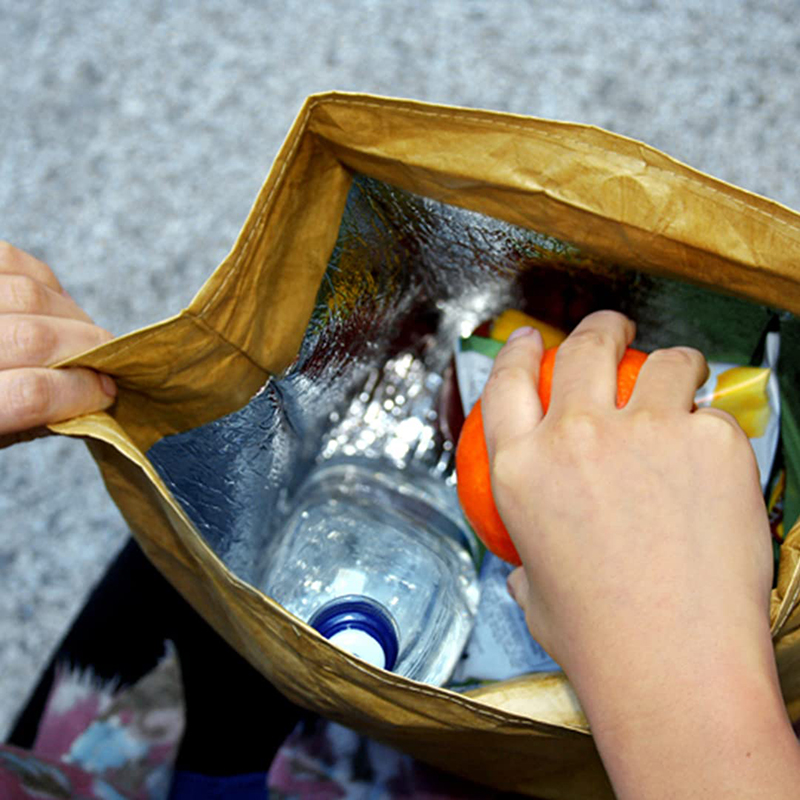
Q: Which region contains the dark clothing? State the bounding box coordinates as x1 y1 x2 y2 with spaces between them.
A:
7 537 306 778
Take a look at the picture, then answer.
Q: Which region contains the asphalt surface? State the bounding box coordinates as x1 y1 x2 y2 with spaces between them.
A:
2 0 800 737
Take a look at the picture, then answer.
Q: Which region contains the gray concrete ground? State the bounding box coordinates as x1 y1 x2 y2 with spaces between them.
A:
2 0 800 737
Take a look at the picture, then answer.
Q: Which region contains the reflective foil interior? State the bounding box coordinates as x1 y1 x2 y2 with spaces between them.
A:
148 175 787 584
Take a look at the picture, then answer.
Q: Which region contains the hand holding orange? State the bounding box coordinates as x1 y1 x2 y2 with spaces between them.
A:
456 341 648 565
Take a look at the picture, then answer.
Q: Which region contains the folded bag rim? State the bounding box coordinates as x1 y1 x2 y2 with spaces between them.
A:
42 93 800 797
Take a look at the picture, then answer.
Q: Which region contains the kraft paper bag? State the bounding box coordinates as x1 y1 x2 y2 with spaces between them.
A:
48 93 800 799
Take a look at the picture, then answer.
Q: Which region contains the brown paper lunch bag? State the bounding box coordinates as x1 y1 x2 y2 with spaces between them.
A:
47 92 800 799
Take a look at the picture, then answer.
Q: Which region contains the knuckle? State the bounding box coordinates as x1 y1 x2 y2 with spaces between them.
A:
4 274 47 314
628 406 660 428
552 411 604 454
485 363 530 392
5 317 58 364
0 240 18 268
4 371 54 425
586 309 628 326
695 408 749 446
490 446 522 496
648 346 704 371
627 406 674 437
560 327 616 356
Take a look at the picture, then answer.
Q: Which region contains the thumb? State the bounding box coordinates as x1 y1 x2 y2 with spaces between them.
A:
507 566 530 609
507 566 554 660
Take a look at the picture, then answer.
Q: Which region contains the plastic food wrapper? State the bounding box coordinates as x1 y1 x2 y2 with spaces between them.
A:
448 552 562 690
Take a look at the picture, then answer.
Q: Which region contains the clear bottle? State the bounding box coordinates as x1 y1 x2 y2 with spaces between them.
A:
259 457 480 686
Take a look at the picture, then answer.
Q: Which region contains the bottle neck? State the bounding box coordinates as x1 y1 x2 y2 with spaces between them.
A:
309 594 400 672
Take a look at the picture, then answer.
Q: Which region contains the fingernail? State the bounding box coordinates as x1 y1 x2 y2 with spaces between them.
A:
99 373 117 398
506 325 536 343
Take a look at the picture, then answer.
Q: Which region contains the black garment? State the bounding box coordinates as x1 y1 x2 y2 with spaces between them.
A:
7 537 308 776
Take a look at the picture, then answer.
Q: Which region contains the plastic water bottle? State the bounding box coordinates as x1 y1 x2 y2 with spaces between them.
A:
259 457 480 686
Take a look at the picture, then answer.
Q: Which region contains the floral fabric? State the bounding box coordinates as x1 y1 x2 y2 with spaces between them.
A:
268 717 532 800
0 647 183 799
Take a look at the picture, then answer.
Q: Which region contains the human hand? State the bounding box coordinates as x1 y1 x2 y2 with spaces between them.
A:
481 310 800 797
0 242 116 445
482 309 772 675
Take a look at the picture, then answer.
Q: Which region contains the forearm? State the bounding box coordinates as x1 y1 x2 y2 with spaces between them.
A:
482 312 798 796
571 625 800 799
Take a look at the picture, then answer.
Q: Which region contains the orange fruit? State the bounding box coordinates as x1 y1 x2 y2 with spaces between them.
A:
456 346 648 565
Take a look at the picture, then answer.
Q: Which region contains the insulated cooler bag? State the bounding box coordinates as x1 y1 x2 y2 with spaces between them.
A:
50 93 800 799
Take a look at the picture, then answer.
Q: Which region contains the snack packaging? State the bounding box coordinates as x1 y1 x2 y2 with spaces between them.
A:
449 552 561 690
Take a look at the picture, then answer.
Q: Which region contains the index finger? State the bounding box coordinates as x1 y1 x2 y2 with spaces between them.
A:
0 241 64 294
481 326 544 464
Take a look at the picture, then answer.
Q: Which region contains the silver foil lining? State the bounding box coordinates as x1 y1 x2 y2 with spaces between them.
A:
148 174 778 584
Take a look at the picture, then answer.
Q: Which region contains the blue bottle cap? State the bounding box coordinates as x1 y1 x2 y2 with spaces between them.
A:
309 595 399 672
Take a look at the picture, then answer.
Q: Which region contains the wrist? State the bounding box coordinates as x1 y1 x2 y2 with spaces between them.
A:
567 620 800 798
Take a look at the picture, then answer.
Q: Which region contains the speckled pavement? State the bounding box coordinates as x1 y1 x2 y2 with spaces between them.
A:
2 0 800 736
